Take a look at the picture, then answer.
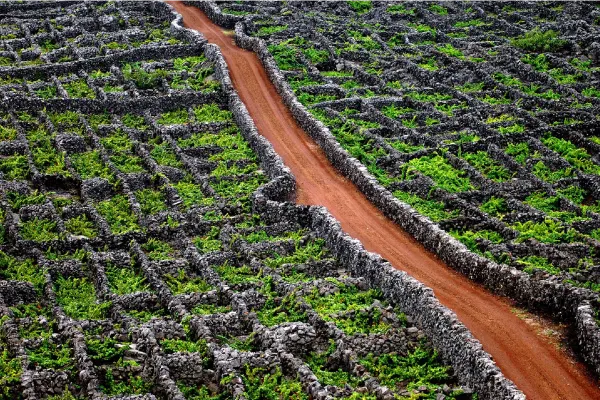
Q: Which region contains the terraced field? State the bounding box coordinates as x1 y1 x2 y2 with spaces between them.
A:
0 2 496 399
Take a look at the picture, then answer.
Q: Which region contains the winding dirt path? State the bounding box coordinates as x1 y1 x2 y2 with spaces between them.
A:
168 2 600 399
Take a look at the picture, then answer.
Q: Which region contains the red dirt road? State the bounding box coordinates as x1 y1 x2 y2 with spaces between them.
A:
168 2 600 399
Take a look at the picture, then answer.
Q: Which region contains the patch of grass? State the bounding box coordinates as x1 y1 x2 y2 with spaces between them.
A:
162 338 208 355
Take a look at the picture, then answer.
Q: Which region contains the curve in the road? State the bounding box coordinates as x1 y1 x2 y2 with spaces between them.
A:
167 2 600 399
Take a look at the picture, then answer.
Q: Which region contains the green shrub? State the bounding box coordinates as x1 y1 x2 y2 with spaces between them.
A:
513 219 579 244
0 155 30 180
142 238 176 260
70 151 114 181
194 104 233 123
347 1 372 14
517 255 560 274
65 214 97 238
164 269 212 295
242 366 308 400
402 154 474 192
20 218 59 241
511 28 567 52
106 262 150 295
394 191 458 222
96 195 140 234
462 151 513 182
360 347 451 392
135 189 167 215
54 276 111 320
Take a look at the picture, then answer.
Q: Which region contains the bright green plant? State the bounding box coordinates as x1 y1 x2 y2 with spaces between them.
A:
164 269 212 295
65 214 97 238
54 276 111 320
142 238 176 260
20 218 60 241
394 191 458 222
0 155 30 180
511 28 567 52
96 195 140 234
105 262 150 295
135 188 167 215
